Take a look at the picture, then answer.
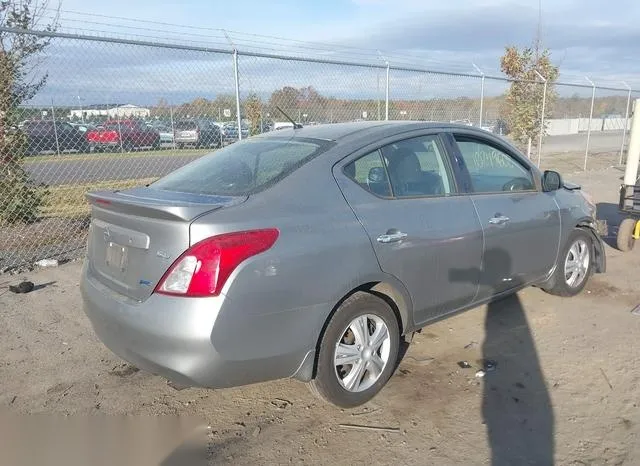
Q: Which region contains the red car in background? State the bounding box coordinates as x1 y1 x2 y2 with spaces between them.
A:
87 120 160 152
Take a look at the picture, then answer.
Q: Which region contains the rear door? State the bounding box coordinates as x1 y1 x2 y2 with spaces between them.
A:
450 133 561 298
336 133 483 325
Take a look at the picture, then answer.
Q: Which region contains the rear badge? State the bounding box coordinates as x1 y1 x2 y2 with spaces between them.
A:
156 250 171 260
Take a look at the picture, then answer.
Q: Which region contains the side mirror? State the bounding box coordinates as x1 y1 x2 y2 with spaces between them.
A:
542 170 562 192
368 167 386 184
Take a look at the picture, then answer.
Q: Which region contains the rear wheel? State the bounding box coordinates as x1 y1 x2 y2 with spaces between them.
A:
309 292 400 408
544 229 593 297
617 218 636 252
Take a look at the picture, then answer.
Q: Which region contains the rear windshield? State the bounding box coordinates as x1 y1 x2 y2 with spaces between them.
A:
151 137 331 196
175 120 200 130
104 121 136 129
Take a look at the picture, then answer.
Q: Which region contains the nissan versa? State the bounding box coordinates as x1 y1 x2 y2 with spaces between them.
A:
81 122 605 408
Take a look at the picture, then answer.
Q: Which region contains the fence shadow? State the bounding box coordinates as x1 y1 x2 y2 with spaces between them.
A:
451 248 555 465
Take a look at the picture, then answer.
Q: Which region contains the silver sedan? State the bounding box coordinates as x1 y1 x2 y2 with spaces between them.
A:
81 122 605 408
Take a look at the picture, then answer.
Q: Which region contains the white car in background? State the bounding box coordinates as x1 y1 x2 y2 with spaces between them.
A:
273 122 295 131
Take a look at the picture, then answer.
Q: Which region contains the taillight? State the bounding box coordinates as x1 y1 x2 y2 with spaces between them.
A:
154 229 279 297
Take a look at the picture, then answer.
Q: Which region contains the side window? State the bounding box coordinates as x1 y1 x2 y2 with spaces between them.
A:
344 151 392 197
454 137 535 193
381 135 453 198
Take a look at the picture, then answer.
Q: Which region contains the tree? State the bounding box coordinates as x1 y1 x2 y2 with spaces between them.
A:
500 46 559 148
244 93 263 136
0 1 59 224
269 86 300 117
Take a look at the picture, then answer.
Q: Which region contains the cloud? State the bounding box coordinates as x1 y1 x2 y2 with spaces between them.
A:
20 0 640 109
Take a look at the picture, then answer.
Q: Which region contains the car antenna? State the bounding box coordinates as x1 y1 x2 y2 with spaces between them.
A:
275 106 303 129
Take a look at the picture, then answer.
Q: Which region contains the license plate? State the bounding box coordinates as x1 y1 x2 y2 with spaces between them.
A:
105 242 128 272
180 131 192 137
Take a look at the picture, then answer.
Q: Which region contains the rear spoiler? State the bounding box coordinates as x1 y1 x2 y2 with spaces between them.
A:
86 187 246 222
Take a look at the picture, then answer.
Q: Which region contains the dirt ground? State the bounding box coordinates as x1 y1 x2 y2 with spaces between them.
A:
1 163 639 465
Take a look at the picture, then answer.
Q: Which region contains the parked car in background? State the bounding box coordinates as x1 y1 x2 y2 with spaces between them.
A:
69 122 96 134
174 119 222 149
86 120 160 152
81 122 605 409
147 124 174 146
220 123 238 143
23 120 89 155
273 122 295 131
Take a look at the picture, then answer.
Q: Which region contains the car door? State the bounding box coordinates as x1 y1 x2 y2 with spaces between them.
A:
450 133 561 299
336 133 483 325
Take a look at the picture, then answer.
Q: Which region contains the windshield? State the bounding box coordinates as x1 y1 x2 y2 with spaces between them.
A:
151 137 331 196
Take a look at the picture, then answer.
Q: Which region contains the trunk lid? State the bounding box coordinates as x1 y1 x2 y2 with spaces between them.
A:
85 187 247 301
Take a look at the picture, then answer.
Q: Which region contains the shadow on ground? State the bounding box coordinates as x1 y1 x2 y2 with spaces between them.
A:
449 248 555 464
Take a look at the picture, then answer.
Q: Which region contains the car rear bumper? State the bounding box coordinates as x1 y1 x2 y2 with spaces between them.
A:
80 261 313 388
174 136 198 144
89 141 120 147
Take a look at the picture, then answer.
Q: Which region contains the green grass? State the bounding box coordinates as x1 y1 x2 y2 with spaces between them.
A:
42 177 158 217
23 148 213 164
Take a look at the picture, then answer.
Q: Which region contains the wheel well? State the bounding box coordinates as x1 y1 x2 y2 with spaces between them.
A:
303 282 410 382
575 221 606 274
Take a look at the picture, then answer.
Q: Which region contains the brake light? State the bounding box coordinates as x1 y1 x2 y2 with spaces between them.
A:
154 229 279 297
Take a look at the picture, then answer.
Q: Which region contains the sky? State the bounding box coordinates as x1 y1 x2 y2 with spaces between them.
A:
25 0 640 106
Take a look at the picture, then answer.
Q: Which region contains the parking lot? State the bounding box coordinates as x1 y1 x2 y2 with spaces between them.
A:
1 163 639 465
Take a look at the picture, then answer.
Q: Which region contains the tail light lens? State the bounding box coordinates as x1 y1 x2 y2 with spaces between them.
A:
155 229 279 297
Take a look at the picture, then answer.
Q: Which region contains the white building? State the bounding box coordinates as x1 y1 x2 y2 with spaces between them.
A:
68 104 150 120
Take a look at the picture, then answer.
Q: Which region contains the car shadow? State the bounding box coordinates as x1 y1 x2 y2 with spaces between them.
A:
597 202 624 248
450 248 555 465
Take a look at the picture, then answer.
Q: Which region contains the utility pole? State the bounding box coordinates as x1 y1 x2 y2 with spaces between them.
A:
535 0 542 60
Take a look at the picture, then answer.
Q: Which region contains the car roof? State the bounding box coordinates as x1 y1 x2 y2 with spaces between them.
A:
253 121 487 142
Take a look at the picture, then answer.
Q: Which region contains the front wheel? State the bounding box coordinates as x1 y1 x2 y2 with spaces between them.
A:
544 229 593 297
309 292 400 408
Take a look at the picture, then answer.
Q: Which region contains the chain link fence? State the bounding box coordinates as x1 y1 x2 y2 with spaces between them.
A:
1 26 639 270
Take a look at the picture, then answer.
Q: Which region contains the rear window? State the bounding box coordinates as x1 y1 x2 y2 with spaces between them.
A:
104 121 136 129
151 137 331 196
175 120 198 130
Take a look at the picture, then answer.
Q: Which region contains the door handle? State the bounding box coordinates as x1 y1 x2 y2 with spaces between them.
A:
488 215 510 225
377 231 408 243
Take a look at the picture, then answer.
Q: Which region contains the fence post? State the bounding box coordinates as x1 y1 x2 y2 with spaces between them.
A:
472 64 484 127
534 70 547 167
233 49 242 141
169 103 175 149
620 82 632 165
584 77 596 170
624 99 640 186
50 98 61 156
377 72 381 121
385 63 390 121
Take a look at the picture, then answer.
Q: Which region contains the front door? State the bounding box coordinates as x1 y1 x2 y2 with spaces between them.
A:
452 135 561 298
336 133 484 325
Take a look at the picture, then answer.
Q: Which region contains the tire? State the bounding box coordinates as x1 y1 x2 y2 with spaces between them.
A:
123 140 134 152
152 137 161 151
617 218 636 252
544 229 594 297
309 291 400 408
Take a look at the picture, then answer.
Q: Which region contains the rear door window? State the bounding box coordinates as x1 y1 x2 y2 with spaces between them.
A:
152 138 331 196
382 135 454 198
